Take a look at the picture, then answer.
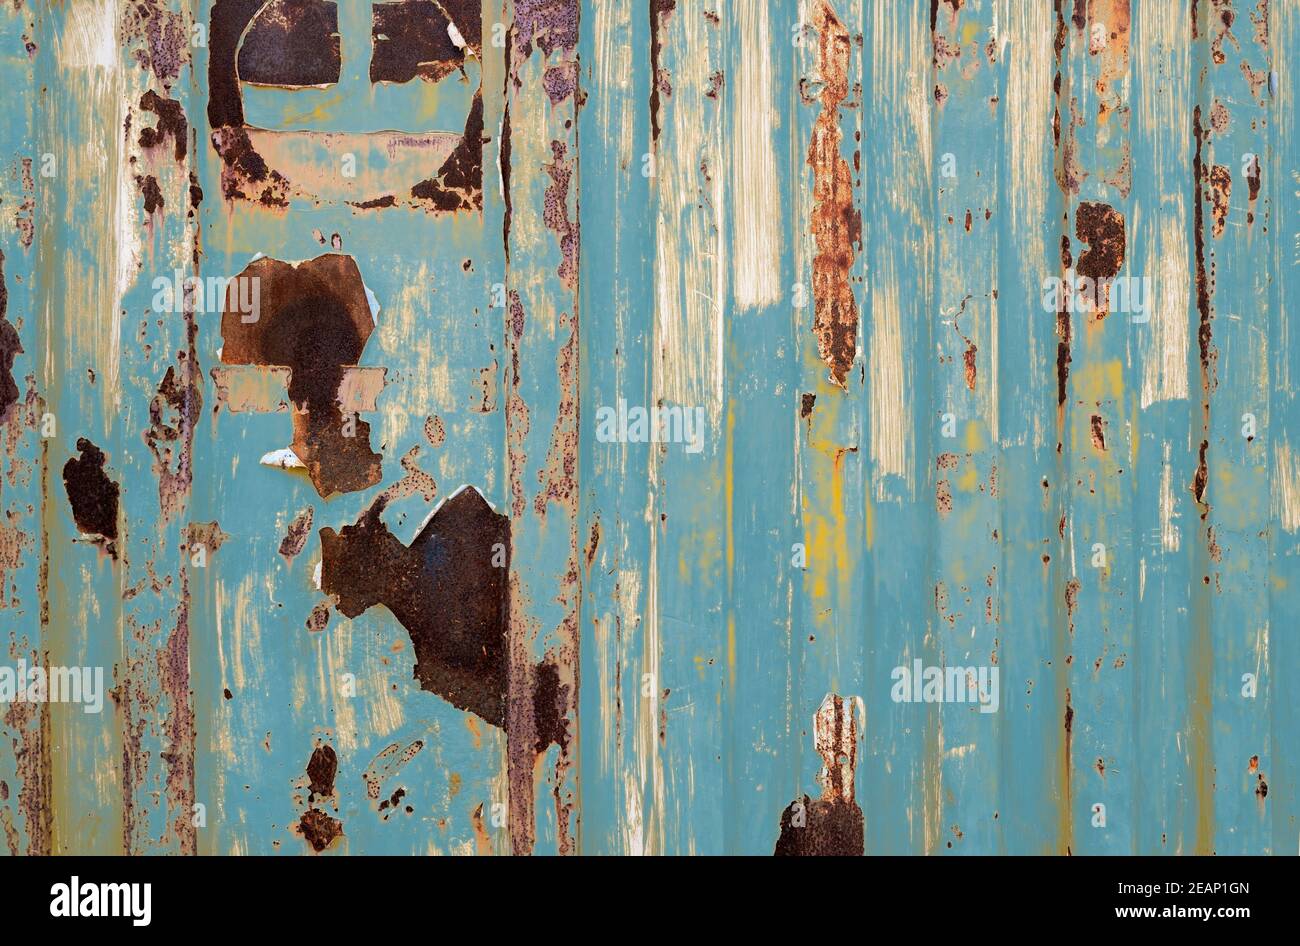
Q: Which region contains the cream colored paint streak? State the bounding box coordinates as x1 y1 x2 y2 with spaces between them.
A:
729 0 781 310
54 0 134 411
868 252 908 488
1273 439 1300 532
1160 439 1181 550
998 0 1052 448
1141 210 1191 407
1135 2 1191 407
377 262 453 449
654 8 725 424
866 1 931 490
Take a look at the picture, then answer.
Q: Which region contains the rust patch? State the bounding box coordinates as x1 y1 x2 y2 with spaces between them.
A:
1065 578 1081 636
185 522 228 562
14 160 33 251
808 1 861 389
1208 0 1236 65
362 739 423 814
542 140 579 289
207 1 296 206
1208 164 1232 237
320 487 566 750
3 638 51 855
298 802 343 851
533 311 578 517
0 251 20 425
297 741 343 851
138 90 187 162
800 392 816 419
1089 414 1106 452
218 254 383 497
238 0 340 86
424 414 445 447
144 359 203 524
305 601 331 632
1191 107 1217 518
306 743 337 801
409 92 485 212
279 505 314 560
371 1 466 84
62 439 120 556
774 695 864 856
1245 152 1261 226
648 0 677 144
1074 201 1126 318
135 174 164 215
210 127 290 209
936 477 953 517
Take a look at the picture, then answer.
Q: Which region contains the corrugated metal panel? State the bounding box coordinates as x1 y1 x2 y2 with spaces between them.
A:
0 0 1293 856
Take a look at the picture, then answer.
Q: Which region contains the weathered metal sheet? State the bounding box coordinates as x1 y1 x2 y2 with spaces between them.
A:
0 0 1295 856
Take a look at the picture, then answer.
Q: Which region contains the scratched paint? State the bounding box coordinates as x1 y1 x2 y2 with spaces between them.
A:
0 0 1295 857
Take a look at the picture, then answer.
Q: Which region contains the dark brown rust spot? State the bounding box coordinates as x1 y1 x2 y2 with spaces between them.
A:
298 741 343 851
138 90 187 161
1090 414 1106 451
62 439 120 554
298 807 343 852
238 0 341 87
306 743 337 802
774 793 865 856
135 174 164 215
0 251 20 425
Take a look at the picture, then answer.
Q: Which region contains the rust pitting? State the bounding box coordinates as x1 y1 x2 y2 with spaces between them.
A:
121 0 188 87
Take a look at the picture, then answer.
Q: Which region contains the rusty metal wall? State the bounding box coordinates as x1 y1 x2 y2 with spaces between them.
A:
0 0 1295 856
